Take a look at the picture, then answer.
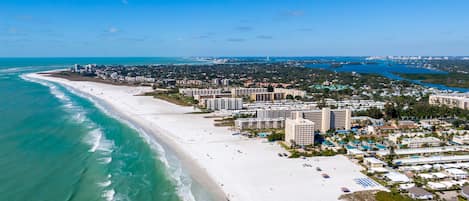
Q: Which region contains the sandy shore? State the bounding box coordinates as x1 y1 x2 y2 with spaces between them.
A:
27 72 386 201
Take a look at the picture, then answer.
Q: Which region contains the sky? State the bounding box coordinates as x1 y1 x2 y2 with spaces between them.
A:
1 0 469 57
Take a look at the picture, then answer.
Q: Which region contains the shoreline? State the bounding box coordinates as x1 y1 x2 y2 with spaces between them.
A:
26 71 387 201
25 72 226 201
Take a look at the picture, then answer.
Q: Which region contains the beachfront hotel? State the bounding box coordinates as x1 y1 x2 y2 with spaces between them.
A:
429 93 469 110
285 114 315 146
292 108 352 133
236 107 351 133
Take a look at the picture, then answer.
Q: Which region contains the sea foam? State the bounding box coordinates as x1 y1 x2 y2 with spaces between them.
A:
102 189 115 201
98 180 112 187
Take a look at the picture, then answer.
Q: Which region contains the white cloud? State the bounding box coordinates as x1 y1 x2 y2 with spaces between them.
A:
108 27 119 33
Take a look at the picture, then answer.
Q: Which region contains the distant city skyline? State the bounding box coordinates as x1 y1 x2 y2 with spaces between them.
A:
1 0 469 57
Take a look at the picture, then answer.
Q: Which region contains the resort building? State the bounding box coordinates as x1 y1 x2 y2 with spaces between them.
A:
402 137 441 148
234 118 284 130
273 88 306 98
292 108 351 133
205 98 243 111
250 92 285 102
429 93 469 110
231 87 268 97
285 115 315 146
179 88 222 97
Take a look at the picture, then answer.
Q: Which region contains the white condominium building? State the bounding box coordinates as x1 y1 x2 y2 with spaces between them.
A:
285 115 315 146
273 88 307 98
429 93 469 110
256 108 300 119
205 98 243 111
179 88 222 97
292 108 351 133
231 87 268 97
331 109 351 130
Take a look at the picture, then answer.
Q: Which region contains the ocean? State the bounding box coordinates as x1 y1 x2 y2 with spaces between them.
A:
0 58 210 201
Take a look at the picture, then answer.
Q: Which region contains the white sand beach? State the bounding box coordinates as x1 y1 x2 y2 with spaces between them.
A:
27 72 386 201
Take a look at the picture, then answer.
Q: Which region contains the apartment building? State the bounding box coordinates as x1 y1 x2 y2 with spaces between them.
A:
234 118 285 130
285 116 315 146
250 92 284 102
231 88 268 97
179 88 222 97
429 93 469 110
205 98 243 111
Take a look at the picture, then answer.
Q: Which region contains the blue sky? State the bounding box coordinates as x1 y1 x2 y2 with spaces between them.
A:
1 0 469 57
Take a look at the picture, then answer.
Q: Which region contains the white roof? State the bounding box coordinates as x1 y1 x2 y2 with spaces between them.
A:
370 167 389 173
440 181 457 188
422 164 433 170
409 166 424 171
348 149 365 155
443 163 461 169
399 183 415 190
446 168 468 175
394 155 469 165
427 182 447 189
364 157 386 164
432 172 448 179
419 173 433 179
385 172 411 183
376 146 469 157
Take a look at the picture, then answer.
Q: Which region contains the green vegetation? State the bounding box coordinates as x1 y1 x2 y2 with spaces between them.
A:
142 91 197 106
356 95 468 122
375 191 415 201
398 73 469 88
267 132 285 142
288 148 346 158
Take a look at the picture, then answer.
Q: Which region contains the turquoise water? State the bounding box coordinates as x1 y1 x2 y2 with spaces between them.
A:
0 58 207 201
